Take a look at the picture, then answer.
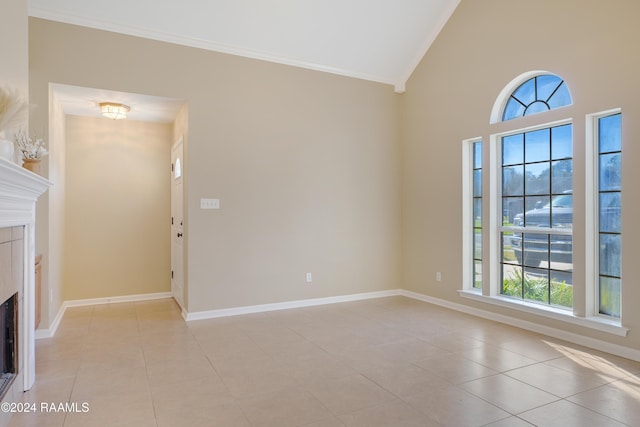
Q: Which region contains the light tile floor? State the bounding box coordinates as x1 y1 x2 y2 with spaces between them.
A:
7 296 640 426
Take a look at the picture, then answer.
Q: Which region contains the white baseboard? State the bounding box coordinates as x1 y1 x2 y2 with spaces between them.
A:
35 292 173 339
184 290 401 321
399 289 640 362
34 303 65 340
34 287 640 363
62 291 173 308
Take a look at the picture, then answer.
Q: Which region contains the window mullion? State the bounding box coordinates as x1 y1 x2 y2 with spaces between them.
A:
487 134 500 297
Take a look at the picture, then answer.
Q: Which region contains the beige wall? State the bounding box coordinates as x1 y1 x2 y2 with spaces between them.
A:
24 0 640 355
0 0 28 90
402 0 640 351
63 116 171 299
29 18 402 312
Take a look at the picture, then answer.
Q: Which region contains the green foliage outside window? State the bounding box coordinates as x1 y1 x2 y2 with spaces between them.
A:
502 269 573 308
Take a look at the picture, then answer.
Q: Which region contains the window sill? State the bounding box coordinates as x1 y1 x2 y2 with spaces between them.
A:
458 290 629 337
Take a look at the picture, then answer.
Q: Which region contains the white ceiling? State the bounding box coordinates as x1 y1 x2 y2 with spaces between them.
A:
51 83 185 123
29 0 460 93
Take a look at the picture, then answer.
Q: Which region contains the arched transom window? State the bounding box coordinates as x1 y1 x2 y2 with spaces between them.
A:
502 73 572 121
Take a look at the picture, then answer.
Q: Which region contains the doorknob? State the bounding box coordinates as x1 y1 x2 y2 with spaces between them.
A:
177 232 183 238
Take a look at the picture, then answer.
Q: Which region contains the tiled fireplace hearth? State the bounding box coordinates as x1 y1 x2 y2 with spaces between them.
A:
0 159 50 426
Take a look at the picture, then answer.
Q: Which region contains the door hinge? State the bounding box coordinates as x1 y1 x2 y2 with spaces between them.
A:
171 216 174 225
171 163 174 172
171 270 174 279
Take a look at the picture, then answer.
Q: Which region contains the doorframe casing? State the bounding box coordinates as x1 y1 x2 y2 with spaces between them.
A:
170 136 185 312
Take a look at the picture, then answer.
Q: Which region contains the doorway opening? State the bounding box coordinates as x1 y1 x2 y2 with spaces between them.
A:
42 83 188 330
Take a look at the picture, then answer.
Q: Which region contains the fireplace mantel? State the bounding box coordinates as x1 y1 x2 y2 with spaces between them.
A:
0 159 51 227
0 158 51 398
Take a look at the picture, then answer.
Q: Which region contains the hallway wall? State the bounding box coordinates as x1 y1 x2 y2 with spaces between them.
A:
29 18 402 314
63 116 172 299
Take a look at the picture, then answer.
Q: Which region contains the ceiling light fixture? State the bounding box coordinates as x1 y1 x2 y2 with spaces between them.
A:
100 102 130 120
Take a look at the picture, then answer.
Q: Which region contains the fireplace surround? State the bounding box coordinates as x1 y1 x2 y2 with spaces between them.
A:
0 159 50 424
0 292 18 400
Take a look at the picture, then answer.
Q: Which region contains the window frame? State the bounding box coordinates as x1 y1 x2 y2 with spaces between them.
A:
496 120 574 309
490 70 571 124
586 108 623 321
462 137 483 292
461 75 627 337
502 75 571 122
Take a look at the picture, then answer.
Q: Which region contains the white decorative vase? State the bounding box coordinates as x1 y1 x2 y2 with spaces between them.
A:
0 131 15 162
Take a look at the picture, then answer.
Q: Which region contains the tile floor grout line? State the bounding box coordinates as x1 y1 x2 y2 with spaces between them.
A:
14 296 640 427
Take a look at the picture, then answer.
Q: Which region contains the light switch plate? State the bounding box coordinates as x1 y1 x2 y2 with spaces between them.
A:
200 198 220 209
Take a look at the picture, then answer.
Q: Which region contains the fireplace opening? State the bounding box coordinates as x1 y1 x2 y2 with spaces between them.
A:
0 293 17 399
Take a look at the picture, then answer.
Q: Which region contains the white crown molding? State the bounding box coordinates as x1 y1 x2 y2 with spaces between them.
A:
395 0 461 93
28 7 397 89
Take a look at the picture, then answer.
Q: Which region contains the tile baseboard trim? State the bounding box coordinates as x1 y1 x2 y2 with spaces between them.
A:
399 289 640 363
35 292 173 339
184 289 402 321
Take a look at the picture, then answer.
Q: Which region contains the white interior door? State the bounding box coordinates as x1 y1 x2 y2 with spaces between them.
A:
170 137 184 309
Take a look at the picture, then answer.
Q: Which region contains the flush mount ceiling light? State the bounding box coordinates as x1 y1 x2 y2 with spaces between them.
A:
99 102 130 120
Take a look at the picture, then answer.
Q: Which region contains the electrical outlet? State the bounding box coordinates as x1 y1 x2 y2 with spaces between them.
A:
306 272 312 283
436 272 442 282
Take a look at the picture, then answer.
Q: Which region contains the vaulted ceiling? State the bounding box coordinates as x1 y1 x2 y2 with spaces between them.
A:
29 0 460 93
